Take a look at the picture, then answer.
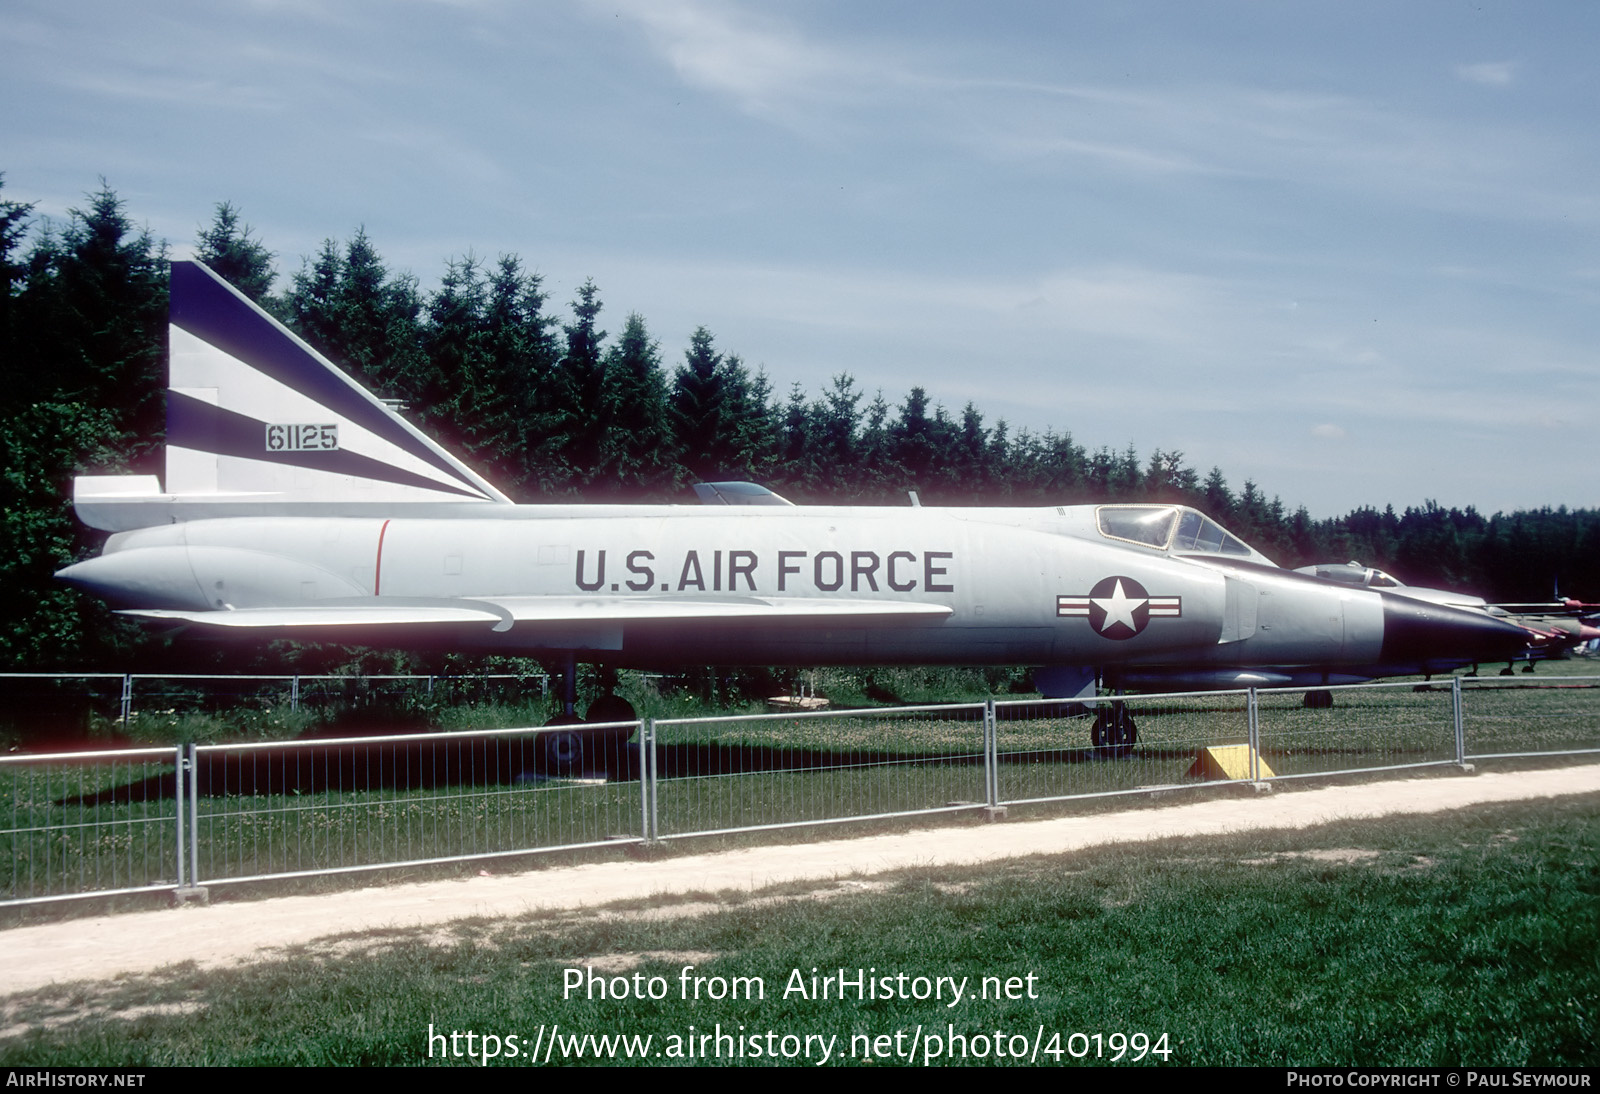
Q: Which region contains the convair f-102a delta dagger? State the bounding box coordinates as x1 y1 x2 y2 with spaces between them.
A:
56 261 1532 765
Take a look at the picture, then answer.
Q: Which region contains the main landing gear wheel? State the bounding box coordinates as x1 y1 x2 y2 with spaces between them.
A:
584 694 637 726
1303 689 1334 709
583 695 639 770
542 713 587 776
1091 705 1137 758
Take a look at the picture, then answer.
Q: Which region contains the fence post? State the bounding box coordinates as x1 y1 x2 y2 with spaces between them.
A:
290 674 299 713
1452 675 1466 766
171 742 208 903
1247 688 1260 782
188 743 201 890
174 745 187 890
120 674 133 730
983 699 998 811
644 718 659 842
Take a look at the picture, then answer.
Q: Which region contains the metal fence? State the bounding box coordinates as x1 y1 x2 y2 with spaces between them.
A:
3 675 1596 907
647 703 989 840
1460 676 1600 760
0 671 552 741
3 746 186 906
993 691 1251 805
1255 681 1462 781
187 723 644 886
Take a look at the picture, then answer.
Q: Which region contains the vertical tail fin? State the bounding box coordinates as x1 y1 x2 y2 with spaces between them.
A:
75 260 511 531
166 260 510 505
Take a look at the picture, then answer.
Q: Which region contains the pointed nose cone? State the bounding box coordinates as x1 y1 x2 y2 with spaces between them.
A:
1379 595 1532 669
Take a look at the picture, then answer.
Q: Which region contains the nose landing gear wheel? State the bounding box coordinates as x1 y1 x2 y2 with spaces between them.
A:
1091 705 1137 758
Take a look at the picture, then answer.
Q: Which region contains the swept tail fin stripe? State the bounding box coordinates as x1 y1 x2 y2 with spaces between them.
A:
167 391 489 500
169 262 506 502
168 326 474 494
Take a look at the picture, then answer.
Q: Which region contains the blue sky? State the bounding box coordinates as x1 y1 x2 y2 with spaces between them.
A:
4 0 1597 519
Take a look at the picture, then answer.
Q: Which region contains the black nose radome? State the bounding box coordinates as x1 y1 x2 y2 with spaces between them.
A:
1379 594 1532 669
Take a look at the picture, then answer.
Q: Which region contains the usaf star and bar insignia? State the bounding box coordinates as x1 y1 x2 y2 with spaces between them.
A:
1057 575 1182 640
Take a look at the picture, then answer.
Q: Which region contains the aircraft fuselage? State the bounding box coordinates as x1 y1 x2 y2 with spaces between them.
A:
57 506 1523 680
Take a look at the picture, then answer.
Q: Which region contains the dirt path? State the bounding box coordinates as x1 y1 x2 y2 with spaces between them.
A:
4 764 1597 997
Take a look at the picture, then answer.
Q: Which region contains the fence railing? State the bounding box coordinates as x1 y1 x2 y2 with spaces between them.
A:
648 703 989 840
0 671 553 740
1459 676 1600 760
4 676 1596 907
3 746 186 906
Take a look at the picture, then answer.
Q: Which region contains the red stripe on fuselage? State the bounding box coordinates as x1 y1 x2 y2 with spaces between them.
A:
374 519 391 595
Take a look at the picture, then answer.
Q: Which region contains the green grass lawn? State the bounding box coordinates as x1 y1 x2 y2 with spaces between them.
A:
2 792 1594 1067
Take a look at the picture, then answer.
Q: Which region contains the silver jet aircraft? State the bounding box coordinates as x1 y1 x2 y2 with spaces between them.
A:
57 262 1531 764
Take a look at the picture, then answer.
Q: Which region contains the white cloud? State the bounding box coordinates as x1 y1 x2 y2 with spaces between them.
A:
50 70 286 110
597 5 1589 228
597 0 868 117
1311 424 1346 440
1456 60 1516 87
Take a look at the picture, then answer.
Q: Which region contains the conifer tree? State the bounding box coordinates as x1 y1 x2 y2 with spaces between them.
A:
421 253 491 472
733 364 777 476
598 312 674 494
954 402 989 500
481 255 560 494
670 326 730 477
857 389 894 500
0 175 33 353
818 373 863 475
891 386 937 492
554 280 607 486
14 182 167 467
1202 466 1235 521
283 229 423 407
0 181 166 667
195 202 274 302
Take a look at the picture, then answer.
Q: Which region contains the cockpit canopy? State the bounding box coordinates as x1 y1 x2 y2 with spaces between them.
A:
1095 505 1265 561
692 481 795 506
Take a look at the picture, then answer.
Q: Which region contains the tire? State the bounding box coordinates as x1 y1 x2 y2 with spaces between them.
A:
581 696 637 770
1090 706 1137 757
543 729 584 775
584 694 638 728
542 710 588 775
1303 690 1334 709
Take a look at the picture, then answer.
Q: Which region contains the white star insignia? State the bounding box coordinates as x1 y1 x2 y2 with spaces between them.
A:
1092 578 1146 633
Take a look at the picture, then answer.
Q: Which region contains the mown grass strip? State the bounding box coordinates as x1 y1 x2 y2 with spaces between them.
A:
2 793 1594 1067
